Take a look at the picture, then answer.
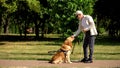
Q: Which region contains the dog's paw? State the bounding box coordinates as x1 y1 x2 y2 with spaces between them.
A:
68 62 72 63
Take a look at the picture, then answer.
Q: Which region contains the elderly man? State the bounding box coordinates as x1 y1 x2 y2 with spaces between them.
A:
71 10 98 63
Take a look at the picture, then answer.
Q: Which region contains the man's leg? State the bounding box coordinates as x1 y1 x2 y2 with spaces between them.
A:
81 36 89 62
89 36 95 60
83 37 89 59
84 36 95 63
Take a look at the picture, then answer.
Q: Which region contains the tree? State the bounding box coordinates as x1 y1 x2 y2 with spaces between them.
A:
47 0 96 37
0 0 97 40
94 0 120 37
0 0 17 34
27 0 42 38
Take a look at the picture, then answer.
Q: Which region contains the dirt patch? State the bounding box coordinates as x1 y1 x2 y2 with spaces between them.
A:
0 60 120 68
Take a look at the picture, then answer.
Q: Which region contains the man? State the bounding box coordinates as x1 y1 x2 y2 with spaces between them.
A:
71 10 98 63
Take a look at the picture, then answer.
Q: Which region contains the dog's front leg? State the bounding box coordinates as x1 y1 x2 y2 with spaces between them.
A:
66 51 72 63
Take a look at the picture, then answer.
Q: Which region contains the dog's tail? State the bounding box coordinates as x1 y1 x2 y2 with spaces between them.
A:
48 60 52 63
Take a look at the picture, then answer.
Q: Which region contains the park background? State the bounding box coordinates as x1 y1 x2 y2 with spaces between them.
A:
0 0 120 61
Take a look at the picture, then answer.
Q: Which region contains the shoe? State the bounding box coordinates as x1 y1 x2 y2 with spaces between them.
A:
80 58 88 62
84 59 93 63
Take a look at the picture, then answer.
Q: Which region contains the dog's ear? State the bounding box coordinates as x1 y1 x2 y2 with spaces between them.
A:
64 37 73 47
65 39 72 47
64 39 69 45
68 41 73 47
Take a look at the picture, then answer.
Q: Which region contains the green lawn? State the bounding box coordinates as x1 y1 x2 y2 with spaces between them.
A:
0 40 120 60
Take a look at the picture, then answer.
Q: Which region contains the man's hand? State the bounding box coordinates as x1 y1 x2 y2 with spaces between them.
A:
82 29 88 33
71 35 75 39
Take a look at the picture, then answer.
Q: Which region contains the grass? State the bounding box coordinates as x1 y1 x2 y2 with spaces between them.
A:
0 39 120 60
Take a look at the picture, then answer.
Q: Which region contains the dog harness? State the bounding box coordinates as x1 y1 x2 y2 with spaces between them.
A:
58 49 68 57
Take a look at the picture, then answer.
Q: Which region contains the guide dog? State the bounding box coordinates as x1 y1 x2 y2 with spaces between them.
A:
49 37 74 64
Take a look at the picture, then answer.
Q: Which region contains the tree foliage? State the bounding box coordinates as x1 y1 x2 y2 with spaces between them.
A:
1 0 119 40
47 0 96 38
0 0 17 33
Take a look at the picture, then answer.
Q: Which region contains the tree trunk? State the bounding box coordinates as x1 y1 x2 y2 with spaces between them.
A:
41 22 45 38
35 20 39 39
3 18 10 34
24 21 27 38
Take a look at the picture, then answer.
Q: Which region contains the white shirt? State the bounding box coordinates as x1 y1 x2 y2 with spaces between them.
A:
73 15 98 37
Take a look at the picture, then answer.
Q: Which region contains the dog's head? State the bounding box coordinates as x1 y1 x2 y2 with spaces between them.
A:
61 37 74 51
64 37 74 45
66 37 74 42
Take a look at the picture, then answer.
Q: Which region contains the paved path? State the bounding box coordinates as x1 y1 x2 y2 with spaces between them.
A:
0 60 120 68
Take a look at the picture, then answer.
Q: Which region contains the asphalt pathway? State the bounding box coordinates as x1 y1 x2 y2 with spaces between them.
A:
0 60 120 68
